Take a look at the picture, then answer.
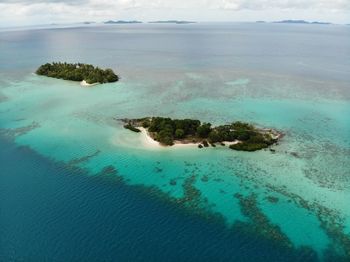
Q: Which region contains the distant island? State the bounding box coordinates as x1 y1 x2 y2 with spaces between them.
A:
273 20 331 25
122 117 281 151
36 62 119 85
148 20 196 24
104 20 142 24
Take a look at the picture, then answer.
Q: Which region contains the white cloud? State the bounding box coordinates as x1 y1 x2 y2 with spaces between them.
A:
214 0 350 10
0 0 349 26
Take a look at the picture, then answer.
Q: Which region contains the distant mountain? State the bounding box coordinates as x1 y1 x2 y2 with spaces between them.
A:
82 21 95 25
104 20 142 24
274 20 309 24
148 20 196 24
255 21 266 23
273 20 331 25
310 21 332 25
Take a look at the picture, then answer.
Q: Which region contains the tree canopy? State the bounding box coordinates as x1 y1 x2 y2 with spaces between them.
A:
123 117 279 151
36 62 119 84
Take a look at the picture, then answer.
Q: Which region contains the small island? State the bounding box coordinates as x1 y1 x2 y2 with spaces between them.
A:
148 20 196 24
36 62 119 85
104 20 143 24
122 117 281 151
273 20 331 25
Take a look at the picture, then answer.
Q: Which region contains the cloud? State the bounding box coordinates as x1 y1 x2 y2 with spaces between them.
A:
0 0 349 26
0 0 84 4
1 0 349 10
99 0 349 10
214 0 350 10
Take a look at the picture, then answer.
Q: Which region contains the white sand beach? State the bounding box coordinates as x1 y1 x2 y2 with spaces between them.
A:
80 80 99 87
114 127 240 151
139 127 242 149
139 127 162 149
223 141 241 146
139 127 198 149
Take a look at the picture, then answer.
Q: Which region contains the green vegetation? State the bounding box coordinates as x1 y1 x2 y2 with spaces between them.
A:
123 124 141 133
229 141 271 152
197 123 211 138
36 62 119 84
123 117 280 151
146 117 201 145
228 121 277 151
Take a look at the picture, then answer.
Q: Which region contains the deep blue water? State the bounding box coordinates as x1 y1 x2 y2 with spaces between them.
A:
0 136 319 261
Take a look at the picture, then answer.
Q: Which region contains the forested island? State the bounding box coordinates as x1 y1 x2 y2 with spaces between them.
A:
104 20 142 24
36 62 119 85
122 117 281 151
149 20 196 24
273 20 331 25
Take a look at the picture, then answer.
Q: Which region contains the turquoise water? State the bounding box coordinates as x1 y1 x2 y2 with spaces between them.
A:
1 23 350 261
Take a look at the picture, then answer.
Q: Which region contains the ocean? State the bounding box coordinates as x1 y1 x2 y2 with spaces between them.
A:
0 23 349 261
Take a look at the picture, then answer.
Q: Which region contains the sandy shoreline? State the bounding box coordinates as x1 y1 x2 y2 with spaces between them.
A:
139 127 162 149
80 80 99 87
139 127 198 149
138 127 240 150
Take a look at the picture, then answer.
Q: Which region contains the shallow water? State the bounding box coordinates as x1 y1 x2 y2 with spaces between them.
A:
0 23 349 261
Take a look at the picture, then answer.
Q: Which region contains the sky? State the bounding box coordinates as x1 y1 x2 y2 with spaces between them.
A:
0 0 349 27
